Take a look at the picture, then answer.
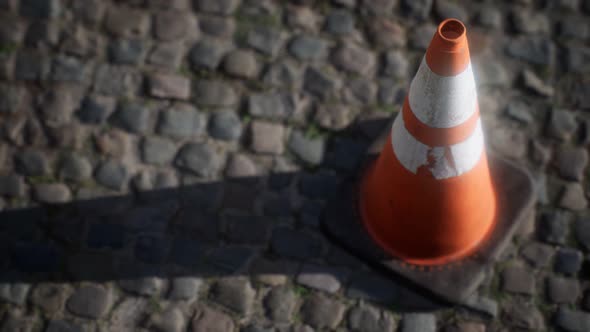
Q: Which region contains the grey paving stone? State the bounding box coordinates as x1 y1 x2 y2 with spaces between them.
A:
33 183 72 204
555 248 583 275
296 263 348 294
538 210 570 245
141 136 177 166
104 6 150 37
40 85 81 127
367 18 406 49
289 35 328 60
14 148 50 176
191 305 235 332
501 266 535 295
325 9 355 35
189 38 230 70
95 159 129 191
502 300 545 330
0 84 23 114
223 49 259 79
512 10 550 34
154 10 189 41
547 276 580 303
0 174 26 197
315 104 353 130
264 285 297 323
78 95 116 124
559 183 588 211
0 281 30 305
46 319 85 332
111 102 153 134
303 67 341 99
247 26 284 57
248 92 289 120
0 313 37 332
51 56 92 83
332 43 376 76
361 0 396 16
148 41 185 69
199 16 235 38
149 73 191 100
522 69 553 97
402 0 433 20
401 313 436 332
193 79 238 107
93 64 142 96
383 50 409 78
158 104 205 139
211 277 256 315
555 147 588 181
225 153 258 178
250 121 285 154
20 0 61 18
148 306 186 332
168 277 203 301
30 283 67 314
66 285 112 319
15 51 51 81
195 0 240 15
505 100 533 124
209 111 242 141
348 304 396 332
287 131 324 165
108 297 148 331
476 6 502 29
109 38 148 65
271 227 323 260
506 36 556 66
547 109 577 141
300 293 346 329
434 0 467 21
555 307 590 332
521 242 554 268
175 142 223 177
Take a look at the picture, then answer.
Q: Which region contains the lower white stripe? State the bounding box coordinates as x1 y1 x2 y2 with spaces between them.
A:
391 115 484 180
409 57 477 128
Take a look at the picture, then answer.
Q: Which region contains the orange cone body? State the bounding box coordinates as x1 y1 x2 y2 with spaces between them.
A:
359 19 497 266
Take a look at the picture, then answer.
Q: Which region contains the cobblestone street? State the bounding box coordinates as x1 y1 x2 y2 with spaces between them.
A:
1 0 590 331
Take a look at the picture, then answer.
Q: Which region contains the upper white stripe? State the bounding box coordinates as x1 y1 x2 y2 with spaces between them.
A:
409 57 477 128
391 114 484 180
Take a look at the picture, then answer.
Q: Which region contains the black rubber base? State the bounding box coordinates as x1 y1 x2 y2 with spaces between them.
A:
321 149 535 304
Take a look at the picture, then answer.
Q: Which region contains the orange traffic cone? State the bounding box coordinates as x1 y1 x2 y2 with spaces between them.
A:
359 19 497 266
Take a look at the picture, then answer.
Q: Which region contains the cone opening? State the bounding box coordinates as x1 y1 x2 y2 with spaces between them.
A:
438 19 465 42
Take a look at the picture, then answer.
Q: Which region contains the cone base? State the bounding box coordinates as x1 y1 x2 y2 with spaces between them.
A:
321 154 535 304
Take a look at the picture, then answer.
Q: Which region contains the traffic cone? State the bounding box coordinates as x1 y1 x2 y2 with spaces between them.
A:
359 19 497 265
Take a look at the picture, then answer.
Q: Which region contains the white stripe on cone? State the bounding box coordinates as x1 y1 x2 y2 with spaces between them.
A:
409 57 477 128
391 115 484 180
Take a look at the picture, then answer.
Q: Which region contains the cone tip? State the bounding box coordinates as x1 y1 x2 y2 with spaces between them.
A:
425 18 470 76
437 19 466 49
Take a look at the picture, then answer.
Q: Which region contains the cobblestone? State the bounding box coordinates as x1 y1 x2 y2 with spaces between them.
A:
209 111 242 141
300 293 346 329
211 277 256 315
296 263 348 294
264 285 297 323
191 305 235 332
547 276 580 303
348 304 396 332
555 307 590 332
401 313 436 332
66 285 112 319
175 142 223 177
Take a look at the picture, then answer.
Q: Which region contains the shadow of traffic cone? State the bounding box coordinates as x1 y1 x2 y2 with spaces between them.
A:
322 18 535 305
359 18 496 266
